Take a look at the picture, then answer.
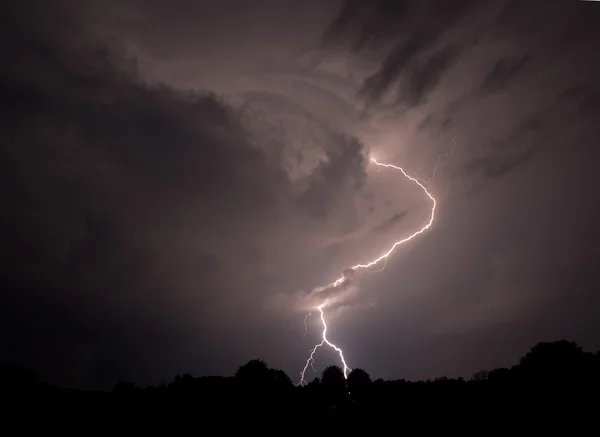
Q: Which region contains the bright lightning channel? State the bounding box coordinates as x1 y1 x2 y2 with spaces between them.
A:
298 156 439 386
300 303 351 382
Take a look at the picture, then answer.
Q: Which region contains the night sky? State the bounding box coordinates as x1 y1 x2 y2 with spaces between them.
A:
2 0 600 391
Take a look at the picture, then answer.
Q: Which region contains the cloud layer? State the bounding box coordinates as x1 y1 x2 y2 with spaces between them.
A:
2 0 600 388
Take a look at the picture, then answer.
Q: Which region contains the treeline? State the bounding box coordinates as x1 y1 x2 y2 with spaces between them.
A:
2 339 599 414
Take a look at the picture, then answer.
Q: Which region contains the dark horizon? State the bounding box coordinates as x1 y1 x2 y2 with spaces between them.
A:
4 338 599 392
1 0 600 393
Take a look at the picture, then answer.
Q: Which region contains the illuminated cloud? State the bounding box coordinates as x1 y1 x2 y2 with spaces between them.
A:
2 0 599 389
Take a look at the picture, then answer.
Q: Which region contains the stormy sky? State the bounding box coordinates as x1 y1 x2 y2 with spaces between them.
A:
1 0 599 390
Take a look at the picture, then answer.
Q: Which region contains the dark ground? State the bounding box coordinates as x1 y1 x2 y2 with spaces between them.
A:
2 339 598 424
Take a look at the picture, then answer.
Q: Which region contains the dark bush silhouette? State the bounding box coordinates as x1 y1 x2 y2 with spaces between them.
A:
511 339 597 390
235 359 271 388
321 365 346 386
347 368 372 401
269 368 294 391
487 367 511 383
113 381 141 398
2 338 599 418
321 365 347 405
0 365 41 390
470 370 489 382
232 359 295 409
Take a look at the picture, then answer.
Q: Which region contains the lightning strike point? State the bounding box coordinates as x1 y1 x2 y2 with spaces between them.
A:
299 305 351 386
298 147 453 385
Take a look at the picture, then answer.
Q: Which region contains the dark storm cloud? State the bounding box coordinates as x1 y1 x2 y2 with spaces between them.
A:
372 211 408 233
557 85 600 117
313 0 600 383
417 114 452 134
4 0 600 390
455 106 554 180
346 0 600 186
326 0 474 106
323 0 411 49
477 54 533 94
0 3 271 386
296 133 367 219
459 147 534 180
0 0 369 388
578 92 600 116
324 0 472 50
359 33 433 105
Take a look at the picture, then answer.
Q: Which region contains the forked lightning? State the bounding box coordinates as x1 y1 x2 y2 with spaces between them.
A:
298 153 445 386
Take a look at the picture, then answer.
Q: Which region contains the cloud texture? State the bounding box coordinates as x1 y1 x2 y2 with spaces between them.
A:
1 0 600 388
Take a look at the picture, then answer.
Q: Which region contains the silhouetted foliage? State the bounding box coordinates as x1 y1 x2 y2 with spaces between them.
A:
514 340 589 385
321 365 347 405
2 339 600 418
235 359 271 388
232 359 296 409
322 365 346 387
470 370 489 382
347 368 372 401
488 367 511 383
0 365 41 391
269 368 294 391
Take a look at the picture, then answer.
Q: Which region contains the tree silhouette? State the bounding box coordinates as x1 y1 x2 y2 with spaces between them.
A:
347 368 372 401
233 359 294 406
235 359 271 392
470 370 489 382
168 373 196 398
487 367 511 384
322 365 345 386
0 365 41 392
321 365 347 405
516 340 587 385
3 338 600 412
113 381 141 399
269 368 293 390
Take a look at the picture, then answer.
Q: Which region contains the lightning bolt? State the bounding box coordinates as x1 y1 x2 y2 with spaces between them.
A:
421 136 456 184
303 311 312 337
298 155 441 386
300 303 351 383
